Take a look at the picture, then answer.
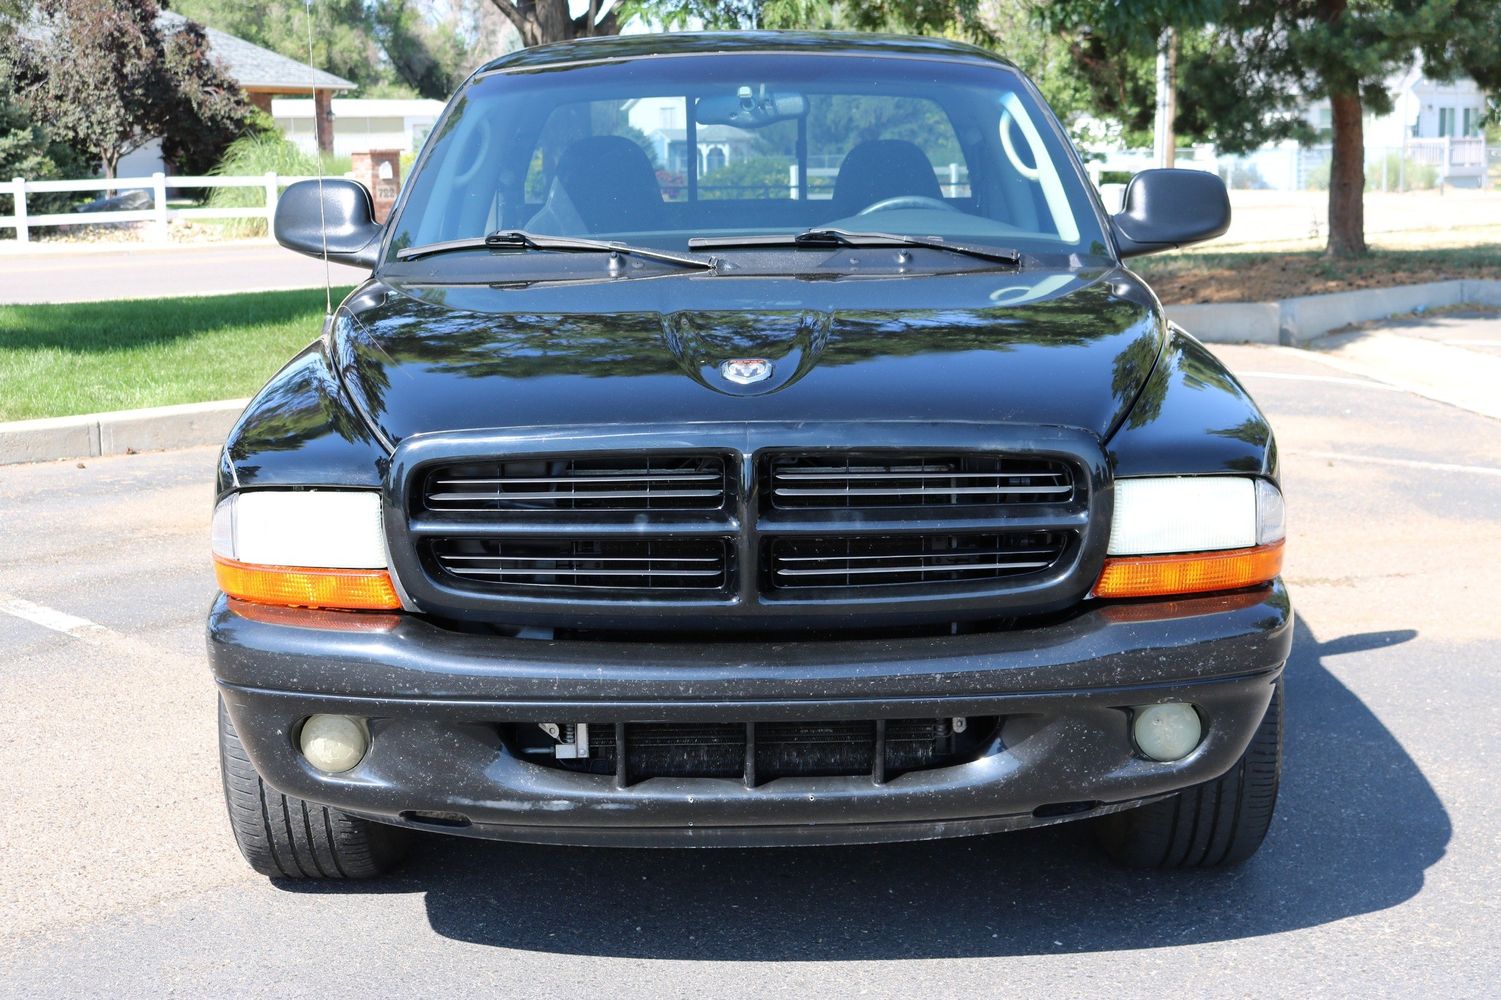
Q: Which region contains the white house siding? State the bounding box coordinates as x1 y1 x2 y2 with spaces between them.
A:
273 98 445 158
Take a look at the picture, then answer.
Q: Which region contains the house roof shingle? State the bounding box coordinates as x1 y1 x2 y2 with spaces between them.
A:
158 11 355 92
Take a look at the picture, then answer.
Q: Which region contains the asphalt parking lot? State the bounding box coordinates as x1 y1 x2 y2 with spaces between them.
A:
2 325 1498 997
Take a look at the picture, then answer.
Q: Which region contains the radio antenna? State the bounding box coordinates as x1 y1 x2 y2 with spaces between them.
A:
304 0 332 319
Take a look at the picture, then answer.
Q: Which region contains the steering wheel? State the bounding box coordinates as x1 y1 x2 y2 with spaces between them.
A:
856 195 959 216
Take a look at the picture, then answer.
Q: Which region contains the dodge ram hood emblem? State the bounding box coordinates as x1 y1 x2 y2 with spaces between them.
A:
719 358 773 385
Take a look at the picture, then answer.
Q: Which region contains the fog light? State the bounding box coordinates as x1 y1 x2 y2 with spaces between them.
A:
1132 703 1202 762
299 715 369 773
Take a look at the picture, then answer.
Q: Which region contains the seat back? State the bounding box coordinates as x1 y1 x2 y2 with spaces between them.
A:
829 139 943 218
550 135 666 234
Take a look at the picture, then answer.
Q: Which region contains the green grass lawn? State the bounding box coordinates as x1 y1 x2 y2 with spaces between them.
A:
0 288 352 422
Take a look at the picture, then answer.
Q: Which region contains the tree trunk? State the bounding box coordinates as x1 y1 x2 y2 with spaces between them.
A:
1326 89 1367 258
489 1 621 47
1154 28 1177 169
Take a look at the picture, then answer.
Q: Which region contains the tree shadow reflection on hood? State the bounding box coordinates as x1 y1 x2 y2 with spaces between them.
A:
279 616 1443 959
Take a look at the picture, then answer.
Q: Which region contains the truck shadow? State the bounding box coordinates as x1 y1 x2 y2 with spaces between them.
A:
287 616 1446 959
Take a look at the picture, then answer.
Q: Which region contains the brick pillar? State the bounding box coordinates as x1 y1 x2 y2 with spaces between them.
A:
351 150 402 222
313 89 334 156
247 92 273 114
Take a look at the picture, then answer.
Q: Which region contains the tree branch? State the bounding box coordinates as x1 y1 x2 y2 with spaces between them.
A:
578 0 620 36
487 0 530 37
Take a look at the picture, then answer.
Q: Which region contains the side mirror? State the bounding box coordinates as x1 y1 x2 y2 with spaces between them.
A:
1111 168 1230 258
273 179 383 268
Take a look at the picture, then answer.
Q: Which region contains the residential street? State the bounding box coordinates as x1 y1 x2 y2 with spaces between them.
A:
0 244 368 304
1 328 1498 997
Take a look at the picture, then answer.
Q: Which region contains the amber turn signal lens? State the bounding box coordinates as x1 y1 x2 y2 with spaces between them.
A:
214 555 401 611
1093 541 1284 599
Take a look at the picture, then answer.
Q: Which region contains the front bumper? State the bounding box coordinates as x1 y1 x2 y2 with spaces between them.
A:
209 582 1291 847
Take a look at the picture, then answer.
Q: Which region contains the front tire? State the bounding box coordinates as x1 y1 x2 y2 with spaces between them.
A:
1096 681 1283 868
218 699 409 879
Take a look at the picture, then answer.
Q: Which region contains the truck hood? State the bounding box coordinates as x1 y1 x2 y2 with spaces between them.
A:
334 267 1165 445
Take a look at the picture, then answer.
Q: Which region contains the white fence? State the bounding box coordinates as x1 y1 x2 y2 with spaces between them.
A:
1086 139 1492 192
0 172 325 244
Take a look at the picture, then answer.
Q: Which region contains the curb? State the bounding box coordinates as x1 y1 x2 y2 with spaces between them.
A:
0 399 246 466
1166 279 1501 345
4 281 1494 465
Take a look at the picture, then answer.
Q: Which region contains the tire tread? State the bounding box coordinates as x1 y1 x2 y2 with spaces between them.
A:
1098 681 1283 869
218 699 407 879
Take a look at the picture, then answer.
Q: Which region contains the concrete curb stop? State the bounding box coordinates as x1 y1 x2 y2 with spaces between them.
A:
1167 279 1501 345
0 399 247 466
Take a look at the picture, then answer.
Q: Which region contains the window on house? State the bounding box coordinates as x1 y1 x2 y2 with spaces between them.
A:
1438 108 1456 137
1462 108 1479 138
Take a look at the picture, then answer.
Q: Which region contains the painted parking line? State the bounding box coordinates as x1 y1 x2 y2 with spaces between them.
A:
1287 451 1501 477
0 594 110 637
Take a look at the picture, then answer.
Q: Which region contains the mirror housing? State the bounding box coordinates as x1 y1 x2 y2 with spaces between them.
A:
696 86 807 128
1111 168 1231 258
273 179 383 268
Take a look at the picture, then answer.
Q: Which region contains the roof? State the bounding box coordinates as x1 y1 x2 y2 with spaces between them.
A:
476 30 1011 77
272 98 446 118
157 11 354 92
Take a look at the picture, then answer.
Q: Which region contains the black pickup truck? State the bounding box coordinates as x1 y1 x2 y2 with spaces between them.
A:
208 32 1289 879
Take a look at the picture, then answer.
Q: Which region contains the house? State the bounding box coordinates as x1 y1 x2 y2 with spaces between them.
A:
156 11 354 155
272 98 445 159
624 96 756 177
114 12 355 177
1304 59 1489 187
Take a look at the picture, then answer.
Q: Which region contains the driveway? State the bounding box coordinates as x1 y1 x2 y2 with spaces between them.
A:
1 335 1497 997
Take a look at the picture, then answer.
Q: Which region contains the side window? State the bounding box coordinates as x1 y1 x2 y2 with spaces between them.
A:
807 96 969 200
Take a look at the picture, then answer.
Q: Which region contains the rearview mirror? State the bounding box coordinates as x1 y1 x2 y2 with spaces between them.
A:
1111 168 1230 257
273 179 383 268
695 86 807 128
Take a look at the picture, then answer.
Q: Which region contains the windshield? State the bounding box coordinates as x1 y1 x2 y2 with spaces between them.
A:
386 52 1109 265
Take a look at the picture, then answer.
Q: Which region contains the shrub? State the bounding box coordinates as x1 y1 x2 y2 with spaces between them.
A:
206 130 319 238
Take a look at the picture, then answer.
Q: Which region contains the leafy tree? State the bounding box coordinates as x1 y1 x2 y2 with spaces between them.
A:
371 2 471 98
170 1 393 93
1040 0 1501 258
623 0 995 37
5 0 249 179
172 0 474 99
0 86 89 216
1 4 76 214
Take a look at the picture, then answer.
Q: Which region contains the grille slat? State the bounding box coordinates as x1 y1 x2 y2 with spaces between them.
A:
775 485 1070 498
767 453 1074 510
430 538 729 593
424 455 727 513
768 532 1066 591
508 717 993 783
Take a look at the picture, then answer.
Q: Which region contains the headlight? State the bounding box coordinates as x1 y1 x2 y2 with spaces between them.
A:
211 491 401 610
1095 476 1284 598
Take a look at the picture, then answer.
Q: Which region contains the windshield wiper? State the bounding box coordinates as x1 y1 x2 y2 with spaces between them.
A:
396 230 719 269
689 228 1022 266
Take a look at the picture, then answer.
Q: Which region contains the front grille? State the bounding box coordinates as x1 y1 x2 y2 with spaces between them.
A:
504 717 995 785
766 452 1073 509
767 532 1066 591
430 537 730 593
394 436 1098 626
422 454 726 513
